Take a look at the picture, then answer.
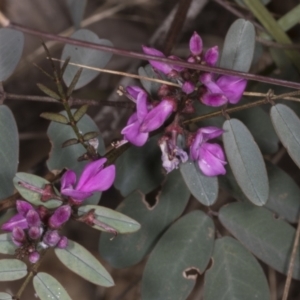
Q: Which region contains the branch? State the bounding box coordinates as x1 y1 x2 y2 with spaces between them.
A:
2 20 300 90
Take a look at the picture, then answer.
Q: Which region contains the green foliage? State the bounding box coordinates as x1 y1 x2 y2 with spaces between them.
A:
33 272 72 300
78 205 141 233
219 202 300 279
141 211 214 300
0 106 19 200
0 292 12 300
204 237 270 300
99 169 190 268
219 19 255 72
61 29 113 89
47 109 105 175
114 135 164 197
13 173 61 209
180 160 218 206
271 104 300 169
55 240 114 287
0 259 27 281
223 119 269 205
0 234 17 255
0 29 24 81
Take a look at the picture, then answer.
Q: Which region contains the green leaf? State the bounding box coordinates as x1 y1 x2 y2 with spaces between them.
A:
219 202 300 279
271 104 300 169
99 169 190 268
204 237 270 300
219 19 255 72
180 160 218 206
138 64 165 96
47 109 105 175
33 272 72 300
0 28 24 81
141 211 214 300
265 162 300 223
0 234 17 255
36 83 60 100
78 205 140 233
55 240 114 287
13 173 61 209
67 0 87 29
0 106 18 200
0 292 12 300
61 29 113 90
62 138 79 148
114 135 164 197
67 68 83 97
243 0 300 72
231 101 279 154
223 119 269 206
40 112 69 124
83 131 99 141
0 259 27 281
73 104 88 122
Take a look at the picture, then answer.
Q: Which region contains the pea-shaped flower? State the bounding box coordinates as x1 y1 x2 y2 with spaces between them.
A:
60 158 116 204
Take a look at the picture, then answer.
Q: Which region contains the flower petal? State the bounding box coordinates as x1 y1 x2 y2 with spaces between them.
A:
61 170 76 191
142 46 172 74
121 120 149 146
1 214 28 232
140 99 174 132
198 143 226 176
136 91 149 122
76 158 107 190
61 188 92 200
182 81 195 95
12 227 25 242
204 46 219 66
201 93 228 107
79 165 116 192
217 75 247 104
189 32 203 56
168 55 184 72
16 200 33 216
199 127 224 141
126 86 145 100
49 205 71 229
26 210 41 227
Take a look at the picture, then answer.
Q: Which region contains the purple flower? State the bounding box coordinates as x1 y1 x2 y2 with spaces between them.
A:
60 158 116 204
29 251 40 264
126 86 145 102
190 127 226 176
204 46 219 66
182 81 195 95
200 73 247 107
159 138 188 173
189 32 203 56
43 230 60 247
1 200 34 231
57 236 68 249
121 91 175 146
48 205 71 229
12 227 25 246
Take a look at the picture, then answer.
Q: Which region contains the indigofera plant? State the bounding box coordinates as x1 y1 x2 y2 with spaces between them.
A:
1 1 300 299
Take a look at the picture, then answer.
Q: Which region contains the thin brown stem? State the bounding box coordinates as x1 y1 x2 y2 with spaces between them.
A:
5 21 300 90
183 90 300 125
14 249 47 299
282 218 300 300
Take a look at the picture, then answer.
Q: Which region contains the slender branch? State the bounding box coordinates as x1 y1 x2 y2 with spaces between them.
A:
282 218 300 300
183 90 300 125
3 21 300 90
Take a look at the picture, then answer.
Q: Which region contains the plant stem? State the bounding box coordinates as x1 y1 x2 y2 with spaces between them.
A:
282 218 300 300
183 90 300 125
3 21 300 90
14 250 47 299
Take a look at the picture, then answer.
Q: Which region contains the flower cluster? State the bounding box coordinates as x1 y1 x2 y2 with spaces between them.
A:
2 201 70 263
1 159 116 263
120 31 245 176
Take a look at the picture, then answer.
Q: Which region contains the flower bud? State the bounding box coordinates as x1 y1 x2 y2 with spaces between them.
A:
48 205 71 229
28 226 42 240
189 32 203 56
12 227 25 243
43 230 60 247
29 251 40 264
57 236 68 249
26 210 41 227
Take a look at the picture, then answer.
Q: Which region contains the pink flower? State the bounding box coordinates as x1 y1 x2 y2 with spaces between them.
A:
204 46 219 66
121 90 175 146
200 73 247 107
60 158 116 204
189 32 203 56
190 127 226 176
48 205 71 229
